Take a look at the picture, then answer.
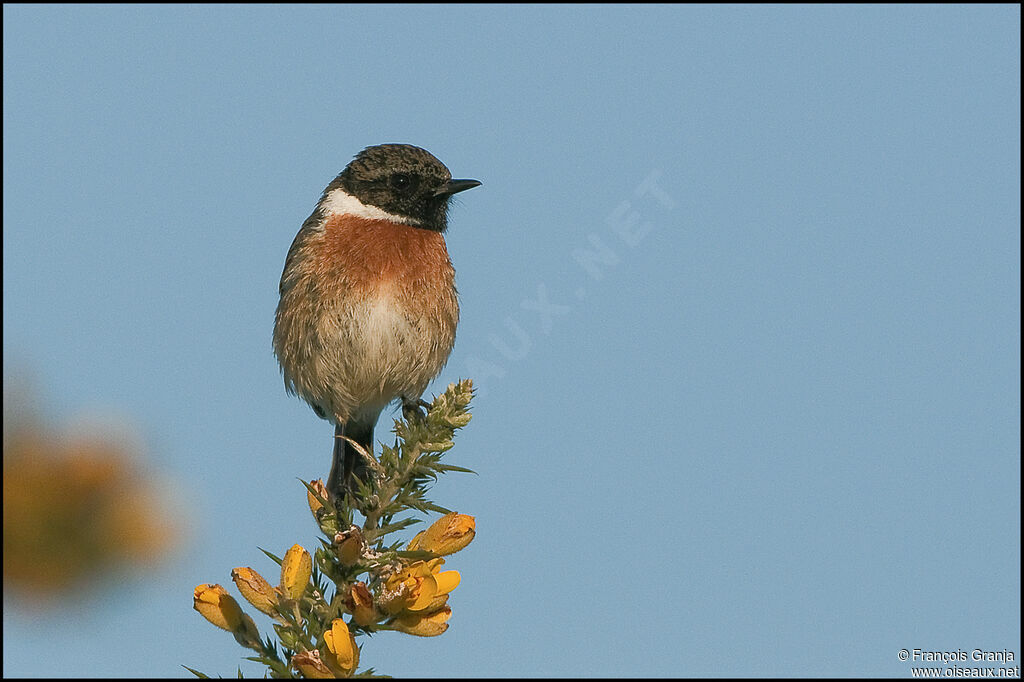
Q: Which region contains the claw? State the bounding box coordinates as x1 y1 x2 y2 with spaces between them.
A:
402 398 429 422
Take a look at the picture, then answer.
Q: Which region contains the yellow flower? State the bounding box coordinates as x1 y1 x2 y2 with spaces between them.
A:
380 559 460 637
413 566 460 614
231 567 278 616
380 559 460 616
193 583 244 631
392 605 453 637
322 618 359 677
408 513 476 556
3 425 177 599
292 650 334 679
280 544 312 600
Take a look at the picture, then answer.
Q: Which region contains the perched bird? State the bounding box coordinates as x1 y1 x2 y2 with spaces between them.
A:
273 144 480 499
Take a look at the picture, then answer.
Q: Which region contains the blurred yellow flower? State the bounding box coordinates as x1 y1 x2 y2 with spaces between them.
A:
3 425 178 600
322 617 359 677
280 544 312 600
408 512 475 556
231 567 278 616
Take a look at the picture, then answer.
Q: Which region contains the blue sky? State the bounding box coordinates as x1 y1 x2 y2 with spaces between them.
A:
3 4 1020 678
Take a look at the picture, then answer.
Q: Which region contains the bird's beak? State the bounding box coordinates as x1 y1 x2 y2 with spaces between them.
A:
435 179 482 197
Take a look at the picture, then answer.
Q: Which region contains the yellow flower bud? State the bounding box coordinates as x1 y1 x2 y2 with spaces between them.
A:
292 650 334 679
280 544 312 600
407 513 475 556
322 618 359 677
231 567 278 616
193 583 244 632
307 479 328 517
393 605 452 637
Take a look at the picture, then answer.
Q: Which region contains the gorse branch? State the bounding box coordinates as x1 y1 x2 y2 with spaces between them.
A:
190 380 477 678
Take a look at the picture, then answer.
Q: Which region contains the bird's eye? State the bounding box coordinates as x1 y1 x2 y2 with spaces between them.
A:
389 173 414 192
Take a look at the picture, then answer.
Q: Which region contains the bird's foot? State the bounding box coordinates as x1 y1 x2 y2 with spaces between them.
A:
402 398 430 422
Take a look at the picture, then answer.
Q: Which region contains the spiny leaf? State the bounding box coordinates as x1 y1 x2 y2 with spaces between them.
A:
433 464 477 474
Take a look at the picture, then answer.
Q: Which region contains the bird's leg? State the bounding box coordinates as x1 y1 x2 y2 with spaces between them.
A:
327 421 376 503
327 423 346 502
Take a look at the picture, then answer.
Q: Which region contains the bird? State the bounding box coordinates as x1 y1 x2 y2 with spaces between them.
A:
273 144 480 500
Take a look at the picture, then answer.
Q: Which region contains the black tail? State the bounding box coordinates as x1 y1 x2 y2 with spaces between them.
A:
327 420 375 500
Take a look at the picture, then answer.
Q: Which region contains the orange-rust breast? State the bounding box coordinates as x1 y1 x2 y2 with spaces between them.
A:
315 214 454 297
